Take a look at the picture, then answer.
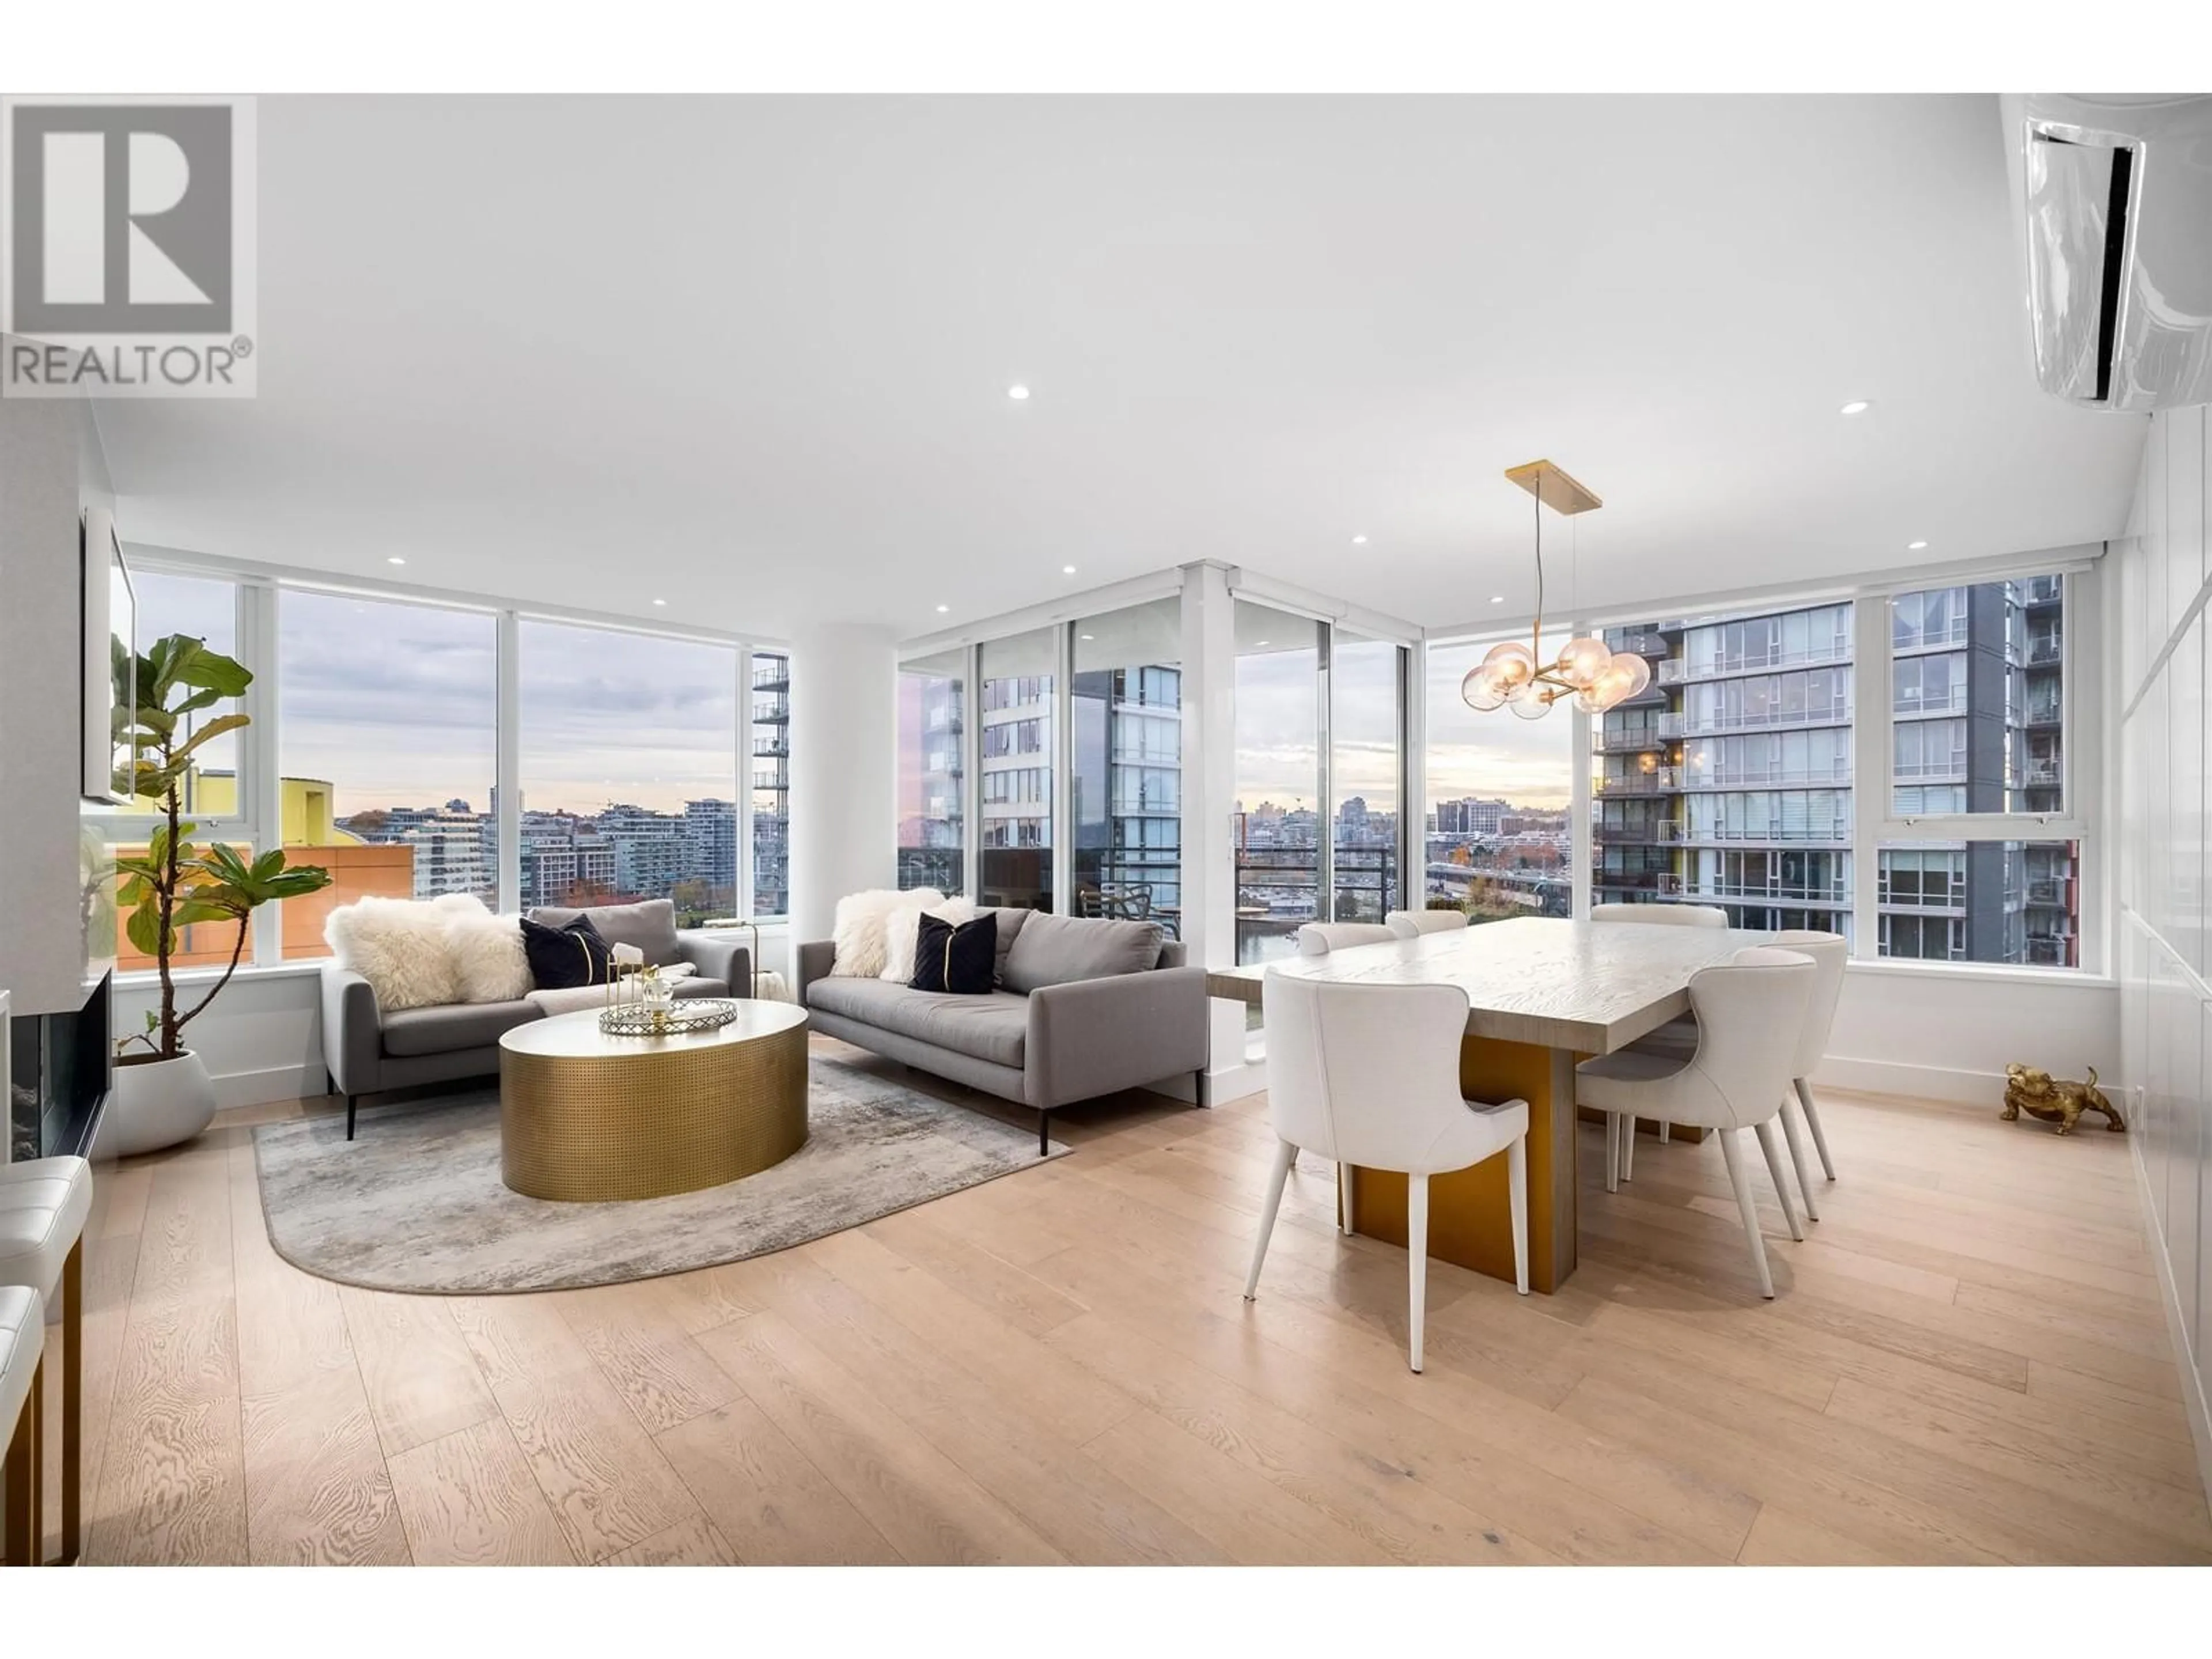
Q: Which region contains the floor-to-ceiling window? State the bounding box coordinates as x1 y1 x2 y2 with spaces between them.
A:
1426 636 1574 921
896 646 967 895
518 620 739 926
1233 602 1323 963
1330 630 1405 923
1072 598 1182 935
279 590 500 955
979 630 1056 911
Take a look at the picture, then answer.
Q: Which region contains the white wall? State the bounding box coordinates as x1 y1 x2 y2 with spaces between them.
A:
1819 964 2118 1104
2113 400 2212 1501
789 624 897 943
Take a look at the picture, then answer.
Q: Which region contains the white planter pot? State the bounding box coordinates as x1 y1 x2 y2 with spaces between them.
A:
96 1049 218 1159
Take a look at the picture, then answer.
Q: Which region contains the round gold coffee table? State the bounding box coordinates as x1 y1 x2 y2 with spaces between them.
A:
498 1002 809 1201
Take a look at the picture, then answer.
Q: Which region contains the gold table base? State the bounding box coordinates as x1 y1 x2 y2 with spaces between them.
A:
500 1016 809 1202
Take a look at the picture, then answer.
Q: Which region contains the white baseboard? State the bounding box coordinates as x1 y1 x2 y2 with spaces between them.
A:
1812 1054 2006 1105
1201 1058 1267 1107
2127 1091 2212 1512
212 1062 327 1111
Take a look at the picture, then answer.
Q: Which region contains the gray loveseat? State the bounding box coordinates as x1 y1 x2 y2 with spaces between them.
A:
321 897 750 1139
798 908 1208 1154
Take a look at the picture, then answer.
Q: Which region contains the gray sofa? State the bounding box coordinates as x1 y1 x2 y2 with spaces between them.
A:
798 908 1209 1154
321 898 751 1138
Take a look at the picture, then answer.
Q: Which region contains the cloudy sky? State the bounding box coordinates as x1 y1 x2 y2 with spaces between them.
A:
136 572 744 816
139 570 1569 825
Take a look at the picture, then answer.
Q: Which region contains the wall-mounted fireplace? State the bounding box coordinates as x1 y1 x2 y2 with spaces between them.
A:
6 969 111 1163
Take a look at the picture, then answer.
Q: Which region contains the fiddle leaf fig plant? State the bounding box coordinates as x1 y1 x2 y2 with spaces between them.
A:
115 633 335 1060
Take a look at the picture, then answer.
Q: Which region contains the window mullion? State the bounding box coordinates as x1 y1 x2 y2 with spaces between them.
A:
245 581 283 968
1850 594 1887 958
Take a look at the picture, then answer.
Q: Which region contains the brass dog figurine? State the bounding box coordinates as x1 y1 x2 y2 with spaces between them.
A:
2002 1065 2125 1135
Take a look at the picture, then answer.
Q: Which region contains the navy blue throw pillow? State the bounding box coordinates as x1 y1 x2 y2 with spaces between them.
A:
521 914 616 990
910 911 998 994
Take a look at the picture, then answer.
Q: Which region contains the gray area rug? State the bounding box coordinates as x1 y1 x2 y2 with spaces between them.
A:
252 1056 1067 1294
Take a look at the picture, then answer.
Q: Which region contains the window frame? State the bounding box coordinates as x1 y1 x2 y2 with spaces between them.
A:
1497 547 2107 978
97 551 789 979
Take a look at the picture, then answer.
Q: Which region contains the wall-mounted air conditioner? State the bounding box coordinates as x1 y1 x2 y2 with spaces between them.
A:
2003 93 2212 412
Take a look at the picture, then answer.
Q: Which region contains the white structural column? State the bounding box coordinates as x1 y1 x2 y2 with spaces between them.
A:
1179 562 1259 1101
789 624 899 944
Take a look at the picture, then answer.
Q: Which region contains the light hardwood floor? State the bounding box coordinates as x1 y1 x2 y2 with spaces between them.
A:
37 1037 2212 1566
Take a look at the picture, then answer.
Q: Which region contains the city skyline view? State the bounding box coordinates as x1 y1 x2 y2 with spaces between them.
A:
135 569 755 818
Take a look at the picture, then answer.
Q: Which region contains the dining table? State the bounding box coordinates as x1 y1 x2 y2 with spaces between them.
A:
1204 915 1777 1293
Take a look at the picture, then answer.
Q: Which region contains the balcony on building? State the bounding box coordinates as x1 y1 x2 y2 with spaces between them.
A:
2020 574 2065 609
1593 767 1680 795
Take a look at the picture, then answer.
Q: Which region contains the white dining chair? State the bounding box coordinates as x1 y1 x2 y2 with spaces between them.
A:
1248 971 1530 1371
1296 922 1397 957
1385 909 1470 938
1575 946 1815 1298
1590 901 1729 1179
1589 902 1729 927
1774 929 1848 1202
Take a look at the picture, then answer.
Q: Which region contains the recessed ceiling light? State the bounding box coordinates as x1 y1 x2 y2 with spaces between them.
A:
1007 385 1031 400
651 597 667 606
935 604 950 613
1255 639 1270 647
1490 594 1506 604
1080 634 1094 641
387 556 407 566
1062 564 1077 574
1351 534 1368 546
1839 400 1871 416
1907 540 1929 551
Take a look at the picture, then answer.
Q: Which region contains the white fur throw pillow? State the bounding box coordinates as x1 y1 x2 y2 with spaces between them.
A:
325 895 464 1012
441 904 534 1005
881 894 979 983
831 888 936 978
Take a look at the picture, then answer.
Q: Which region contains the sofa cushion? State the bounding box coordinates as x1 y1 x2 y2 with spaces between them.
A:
381 998 542 1058
832 888 931 978
805 976 1027 1069
982 906 1031 986
522 914 616 989
1001 912 1164 993
911 911 997 994
528 899 683 967
325 895 464 1013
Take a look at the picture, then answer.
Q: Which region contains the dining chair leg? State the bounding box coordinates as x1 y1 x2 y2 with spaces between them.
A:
1244 1139 1300 1301
1622 1112 1637 1181
1777 1100 1821 1223
1407 1172 1430 1372
1753 1119 1805 1241
1716 1128 1777 1300
1336 1161 1355 1236
1794 1077 1836 1181
1506 1140 1530 1296
1604 1113 1620 1194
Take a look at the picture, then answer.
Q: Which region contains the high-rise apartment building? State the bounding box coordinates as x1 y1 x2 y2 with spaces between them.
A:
751 656 790 917
1071 663 1183 920
1591 581 2076 964
1434 796 1508 838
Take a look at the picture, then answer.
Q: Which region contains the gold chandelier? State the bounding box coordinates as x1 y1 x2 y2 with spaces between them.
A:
1461 459 1651 720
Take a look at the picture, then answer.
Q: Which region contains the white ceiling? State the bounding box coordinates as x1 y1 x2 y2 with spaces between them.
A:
94 94 2149 642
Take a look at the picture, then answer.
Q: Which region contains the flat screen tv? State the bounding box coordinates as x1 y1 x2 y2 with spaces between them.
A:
81 507 135 804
